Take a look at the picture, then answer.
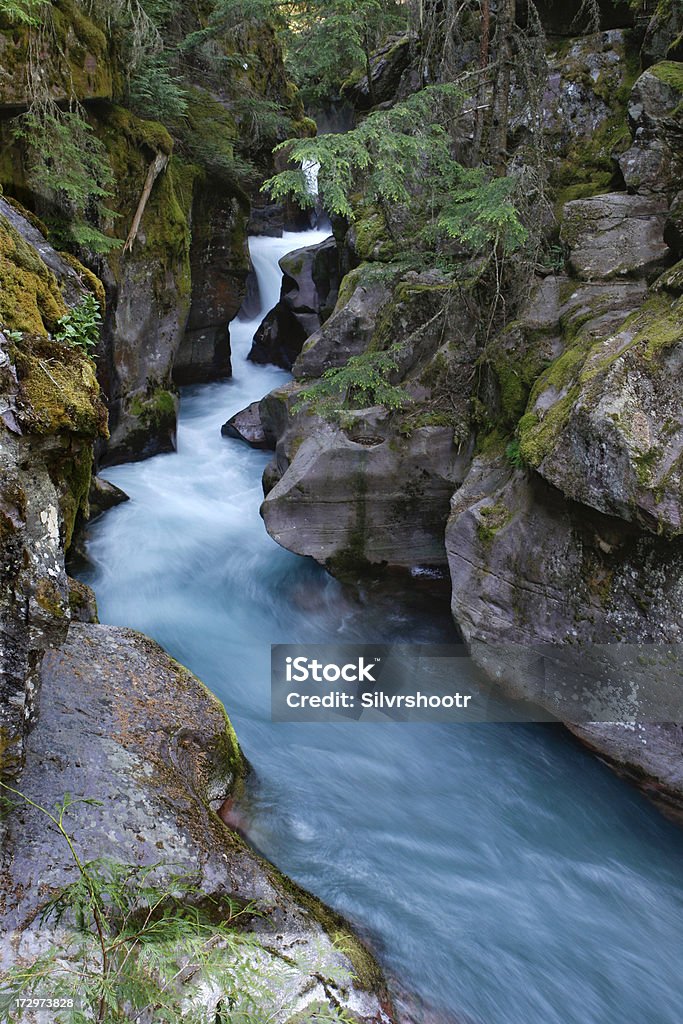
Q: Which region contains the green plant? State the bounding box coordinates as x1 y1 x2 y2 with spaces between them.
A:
0 0 45 25
264 84 528 258
53 294 102 353
505 439 525 468
12 105 121 255
294 345 412 419
1 328 24 342
0 783 360 1023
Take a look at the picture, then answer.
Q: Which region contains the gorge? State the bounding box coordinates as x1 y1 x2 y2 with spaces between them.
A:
1 0 683 1022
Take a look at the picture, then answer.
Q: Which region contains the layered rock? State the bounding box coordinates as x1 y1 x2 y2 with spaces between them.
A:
260 266 477 573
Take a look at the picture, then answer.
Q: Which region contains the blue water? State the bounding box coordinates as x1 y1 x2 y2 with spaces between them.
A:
81 229 683 1024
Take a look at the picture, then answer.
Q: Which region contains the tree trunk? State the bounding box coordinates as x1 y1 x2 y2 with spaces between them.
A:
489 0 515 174
471 0 490 166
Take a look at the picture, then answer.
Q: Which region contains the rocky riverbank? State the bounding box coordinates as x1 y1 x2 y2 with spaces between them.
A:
244 13 683 814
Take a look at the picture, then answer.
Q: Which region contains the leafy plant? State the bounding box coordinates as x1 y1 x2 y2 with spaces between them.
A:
264 83 528 258
505 439 525 468
0 0 45 25
12 105 120 255
53 294 102 354
294 345 412 419
127 53 188 122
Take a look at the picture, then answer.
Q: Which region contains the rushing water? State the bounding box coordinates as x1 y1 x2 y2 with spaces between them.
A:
81 228 683 1024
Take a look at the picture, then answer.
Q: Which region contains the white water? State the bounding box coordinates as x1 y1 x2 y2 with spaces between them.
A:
82 229 683 1024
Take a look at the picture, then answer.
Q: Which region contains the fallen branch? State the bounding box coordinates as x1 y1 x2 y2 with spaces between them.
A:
123 152 169 254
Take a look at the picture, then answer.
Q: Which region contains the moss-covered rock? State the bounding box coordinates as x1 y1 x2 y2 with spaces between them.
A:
0 213 68 333
520 293 683 535
0 0 113 111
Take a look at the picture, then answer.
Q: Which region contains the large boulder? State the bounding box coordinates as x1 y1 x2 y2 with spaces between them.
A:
519 294 683 536
222 400 272 450
561 193 670 280
0 623 396 1023
619 62 683 196
262 413 469 574
445 454 683 816
249 237 340 370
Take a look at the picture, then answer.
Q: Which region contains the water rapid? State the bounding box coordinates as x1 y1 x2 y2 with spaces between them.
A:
82 229 683 1024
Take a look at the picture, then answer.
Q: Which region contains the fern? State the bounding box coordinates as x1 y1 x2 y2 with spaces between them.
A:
294 345 412 419
0 0 45 25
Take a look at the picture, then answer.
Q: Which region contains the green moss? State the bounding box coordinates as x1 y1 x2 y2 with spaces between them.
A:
0 214 68 333
653 258 683 295
103 105 173 159
58 446 93 549
552 36 640 210
130 387 177 431
518 295 683 466
476 501 513 546
649 60 683 91
12 333 108 438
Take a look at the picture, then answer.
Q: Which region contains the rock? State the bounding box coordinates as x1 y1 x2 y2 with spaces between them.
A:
0 212 106 772
88 475 130 519
173 193 249 385
618 63 683 196
0 623 395 1024
222 401 272 450
342 34 414 110
641 4 683 67
0 4 113 111
530 0 633 35
67 577 99 623
520 293 683 536
561 193 670 280
262 415 470 574
665 190 683 256
293 264 397 379
249 237 340 370
445 454 683 816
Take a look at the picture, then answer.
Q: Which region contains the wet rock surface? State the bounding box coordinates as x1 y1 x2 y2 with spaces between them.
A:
222 400 272 450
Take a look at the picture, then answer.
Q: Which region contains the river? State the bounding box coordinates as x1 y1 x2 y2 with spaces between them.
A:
81 227 683 1024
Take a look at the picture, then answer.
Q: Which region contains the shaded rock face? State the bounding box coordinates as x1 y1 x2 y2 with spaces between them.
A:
173 191 249 385
0 623 395 1024
342 34 414 111
0 2 113 110
249 237 340 370
619 63 683 196
0 205 107 774
641 3 683 67
445 454 683 817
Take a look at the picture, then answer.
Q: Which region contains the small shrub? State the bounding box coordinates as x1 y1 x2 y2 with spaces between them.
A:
294 345 412 419
53 294 102 354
